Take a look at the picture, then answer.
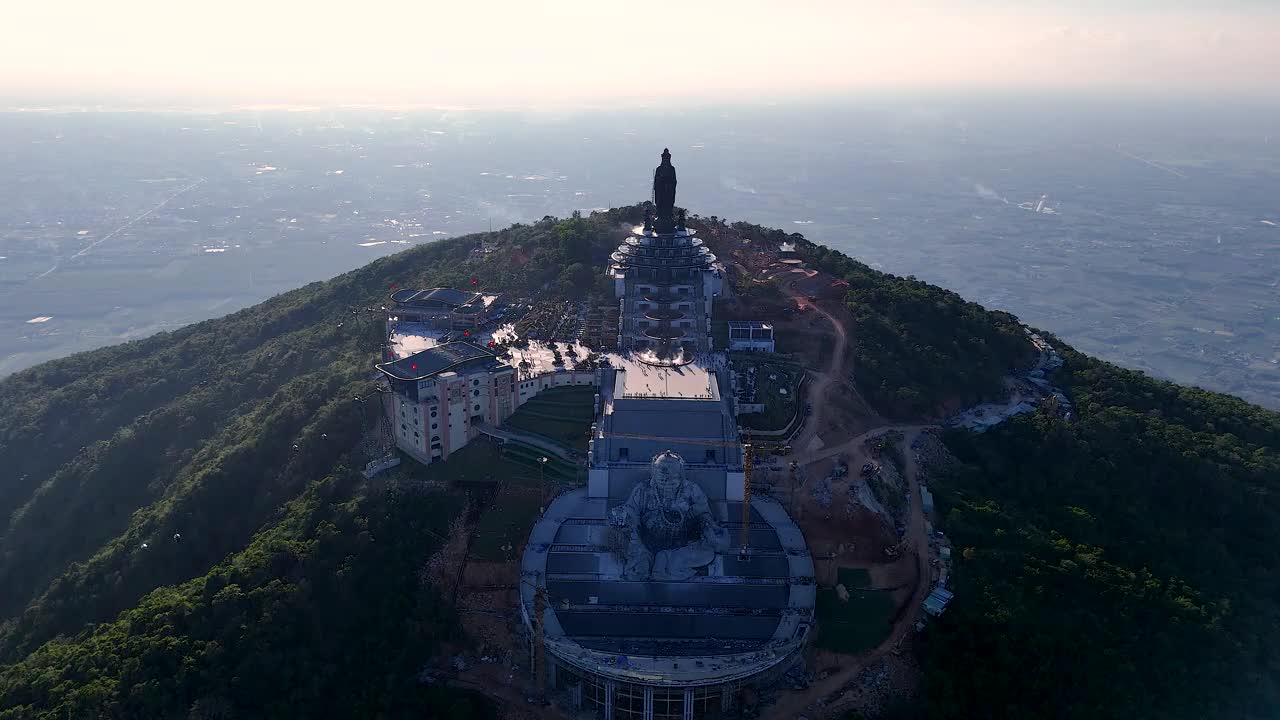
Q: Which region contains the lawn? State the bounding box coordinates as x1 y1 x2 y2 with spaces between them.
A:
814 567 896 654
736 358 803 432
471 487 544 562
500 443 579 485
503 386 596 452
837 567 872 589
399 440 535 485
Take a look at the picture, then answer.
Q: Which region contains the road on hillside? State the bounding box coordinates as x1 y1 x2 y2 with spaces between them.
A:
766 427 935 720
785 291 848 456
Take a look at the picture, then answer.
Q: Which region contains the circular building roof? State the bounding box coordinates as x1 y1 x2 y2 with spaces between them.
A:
520 488 816 688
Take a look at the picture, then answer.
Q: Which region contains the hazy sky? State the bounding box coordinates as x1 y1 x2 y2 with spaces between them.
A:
3 0 1278 108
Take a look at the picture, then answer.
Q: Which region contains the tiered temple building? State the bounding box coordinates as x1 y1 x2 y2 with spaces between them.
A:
374 150 815 719
609 149 722 362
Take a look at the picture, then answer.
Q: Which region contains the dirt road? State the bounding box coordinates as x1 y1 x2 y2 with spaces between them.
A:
765 428 935 719
787 292 848 455
790 424 931 468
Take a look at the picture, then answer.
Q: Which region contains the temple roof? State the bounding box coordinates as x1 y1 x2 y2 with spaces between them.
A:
390 287 483 309
375 341 501 381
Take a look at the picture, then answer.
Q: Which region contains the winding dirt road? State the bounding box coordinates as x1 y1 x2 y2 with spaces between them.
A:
761 291 936 718
765 427 934 720
786 292 848 456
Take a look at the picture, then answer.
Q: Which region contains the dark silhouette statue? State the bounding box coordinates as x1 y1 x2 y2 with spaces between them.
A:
652 148 677 233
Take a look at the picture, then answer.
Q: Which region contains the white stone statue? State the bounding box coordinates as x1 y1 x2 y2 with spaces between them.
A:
609 451 729 581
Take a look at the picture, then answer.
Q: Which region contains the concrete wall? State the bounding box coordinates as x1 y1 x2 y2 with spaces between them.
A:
515 371 597 406
729 339 775 353
588 468 609 498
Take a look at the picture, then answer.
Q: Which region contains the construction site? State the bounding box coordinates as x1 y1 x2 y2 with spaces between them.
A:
376 151 993 719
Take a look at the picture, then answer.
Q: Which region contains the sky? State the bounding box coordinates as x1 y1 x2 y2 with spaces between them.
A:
2 0 1278 109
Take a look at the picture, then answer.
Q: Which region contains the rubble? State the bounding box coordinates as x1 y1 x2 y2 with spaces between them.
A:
812 476 833 509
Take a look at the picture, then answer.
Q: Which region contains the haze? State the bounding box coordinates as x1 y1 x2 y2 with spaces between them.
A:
3 0 1278 109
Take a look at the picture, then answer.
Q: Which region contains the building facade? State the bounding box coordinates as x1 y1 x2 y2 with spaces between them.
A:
587 356 745 503
388 287 501 329
522 453 814 720
375 342 517 465
727 321 775 353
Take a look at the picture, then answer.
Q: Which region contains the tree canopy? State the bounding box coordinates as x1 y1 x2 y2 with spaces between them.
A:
0 213 629 717
910 341 1280 720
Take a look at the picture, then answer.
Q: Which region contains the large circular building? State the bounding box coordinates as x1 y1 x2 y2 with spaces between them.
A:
520 459 814 718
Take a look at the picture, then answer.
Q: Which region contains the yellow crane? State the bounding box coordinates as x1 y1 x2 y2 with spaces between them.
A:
740 443 754 558
532 585 547 695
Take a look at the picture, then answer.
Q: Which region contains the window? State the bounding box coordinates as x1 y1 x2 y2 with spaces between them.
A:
619 447 629 461
473 379 480 386
430 410 437 418
614 684 645 720
652 689 684 720
473 389 480 397
413 431 419 437
431 423 437 430
706 448 717 463
431 436 440 442
691 687 720 716
474 404 481 412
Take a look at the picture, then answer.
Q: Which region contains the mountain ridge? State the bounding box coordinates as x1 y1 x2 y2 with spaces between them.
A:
0 207 1276 719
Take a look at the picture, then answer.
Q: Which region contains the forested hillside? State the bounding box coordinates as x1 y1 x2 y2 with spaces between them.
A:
0 211 622 718
2 205 1273 719
909 339 1280 720
793 239 1033 417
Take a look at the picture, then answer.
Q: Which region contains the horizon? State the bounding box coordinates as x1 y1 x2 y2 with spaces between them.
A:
4 1 1278 109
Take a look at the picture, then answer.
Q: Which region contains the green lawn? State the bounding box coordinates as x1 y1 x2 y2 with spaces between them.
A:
838 567 872 589
736 359 803 432
814 571 896 653
393 440 565 562
503 386 596 452
398 440 535 485
500 443 579 485
471 489 544 562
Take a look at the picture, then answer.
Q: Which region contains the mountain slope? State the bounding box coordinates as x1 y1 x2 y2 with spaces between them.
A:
1 208 1272 719
0 212 618 660
915 340 1280 720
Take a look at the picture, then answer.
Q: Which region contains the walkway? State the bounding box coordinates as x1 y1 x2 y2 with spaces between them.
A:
475 424 577 463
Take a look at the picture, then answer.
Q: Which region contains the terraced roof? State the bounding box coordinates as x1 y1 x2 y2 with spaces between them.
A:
375 341 500 381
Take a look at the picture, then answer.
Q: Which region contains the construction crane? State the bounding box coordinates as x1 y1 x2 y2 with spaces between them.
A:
532 584 547 696
740 443 754 559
